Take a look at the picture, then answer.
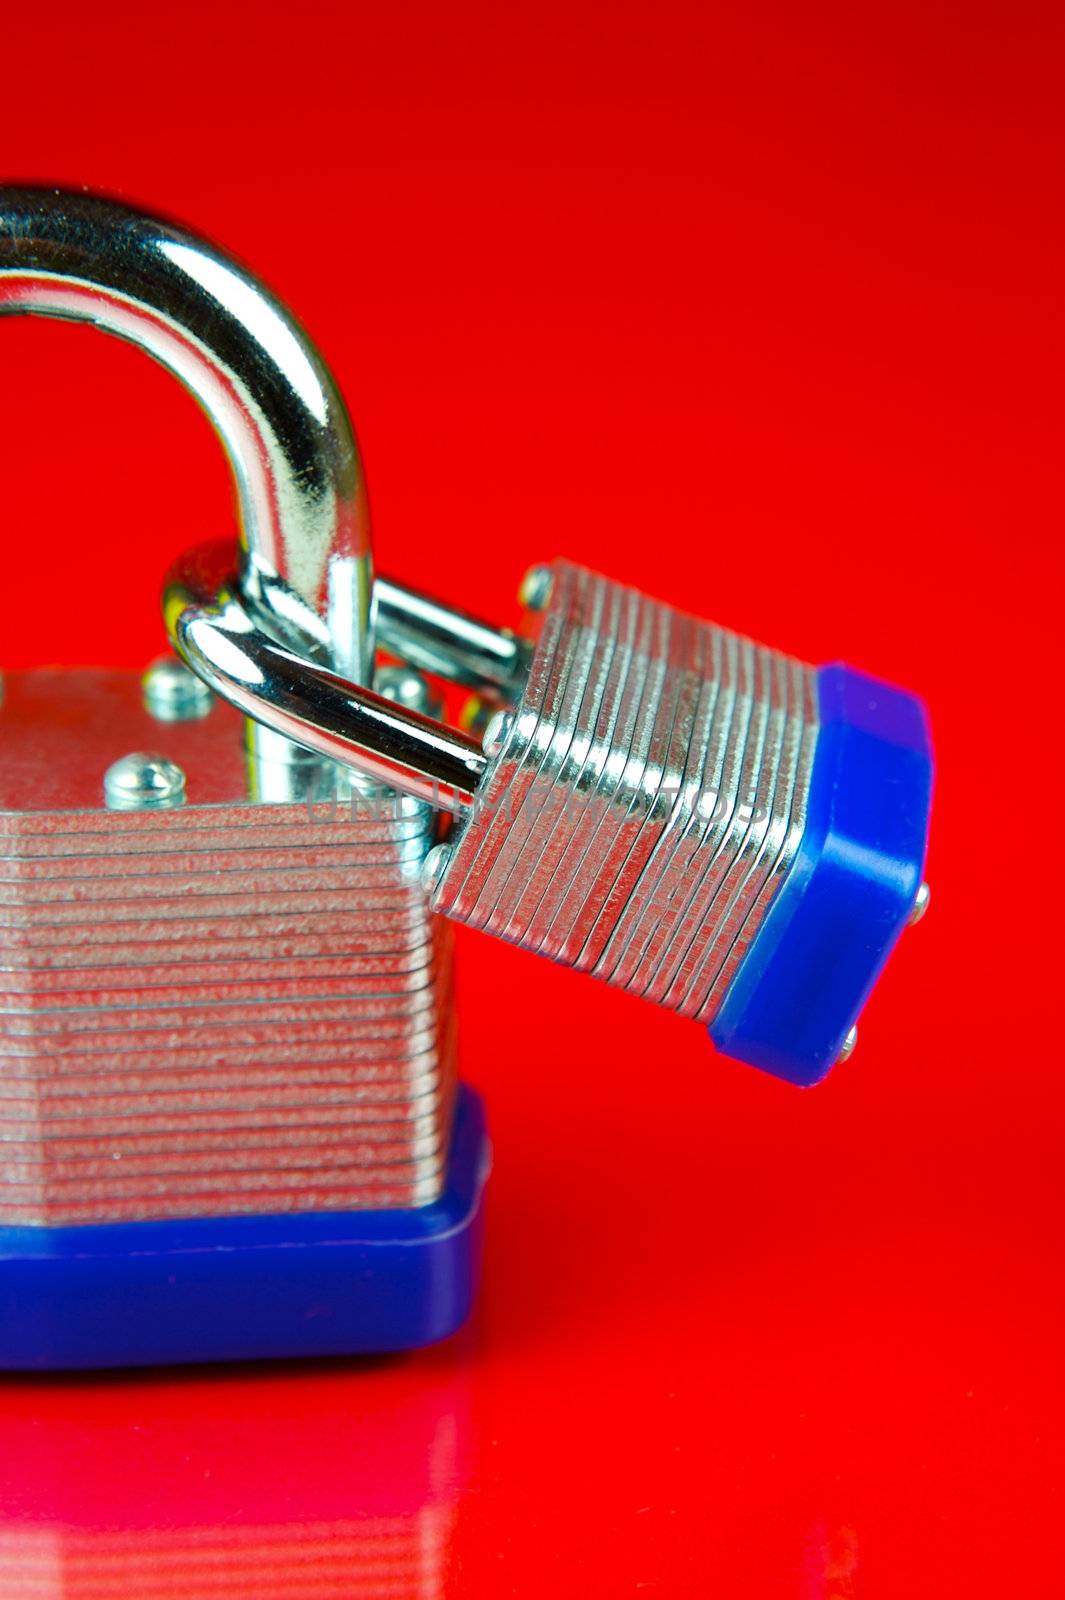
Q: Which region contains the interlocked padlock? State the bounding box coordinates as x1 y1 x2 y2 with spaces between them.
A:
422 563 934 1087
0 188 488 1369
169 451 933 1093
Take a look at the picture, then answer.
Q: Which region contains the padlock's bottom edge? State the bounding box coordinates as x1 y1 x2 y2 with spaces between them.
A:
0 1086 489 1371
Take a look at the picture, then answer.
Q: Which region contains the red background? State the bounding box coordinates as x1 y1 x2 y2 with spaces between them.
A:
1 2 1062 1593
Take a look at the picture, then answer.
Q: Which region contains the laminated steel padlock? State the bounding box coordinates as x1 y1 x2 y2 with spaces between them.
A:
169 491 933 1094
0 188 488 1369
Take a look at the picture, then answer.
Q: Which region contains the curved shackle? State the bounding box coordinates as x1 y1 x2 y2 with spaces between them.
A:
0 185 373 680
0 185 521 812
165 540 489 813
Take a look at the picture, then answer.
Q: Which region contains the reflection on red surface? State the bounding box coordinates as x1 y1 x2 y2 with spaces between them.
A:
0 1358 469 1599
800 1521 860 1600
1 0 1064 1591
0 1519 450 1599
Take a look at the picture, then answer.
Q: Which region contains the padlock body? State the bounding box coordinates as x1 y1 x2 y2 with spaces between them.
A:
431 561 932 1085
0 668 486 1364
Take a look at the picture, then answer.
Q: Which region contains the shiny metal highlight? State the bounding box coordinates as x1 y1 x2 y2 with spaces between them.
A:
164 542 488 814
0 186 373 682
909 881 931 926
142 655 214 722
430 561 820 1028
103 751 187 812
165 547 820 1030
0 188 464 1224
375 577 532 698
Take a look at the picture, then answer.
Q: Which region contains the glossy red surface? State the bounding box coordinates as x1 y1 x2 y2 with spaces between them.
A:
1 2 1062 1592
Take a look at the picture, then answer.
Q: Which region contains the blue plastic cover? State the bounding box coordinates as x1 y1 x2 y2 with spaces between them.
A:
0 1086 489 1370
711 665 933 1086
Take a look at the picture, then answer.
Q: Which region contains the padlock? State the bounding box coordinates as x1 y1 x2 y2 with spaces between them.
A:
168 481 933 1093
0 187 488 1369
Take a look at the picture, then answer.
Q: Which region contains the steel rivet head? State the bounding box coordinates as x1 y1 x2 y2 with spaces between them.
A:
376 666 432 714
837 1024 859 1064
104 753 187 811
142 655 213 722
481 709 514 760
909 881 931 926
420 842 452 896
519 564 554 611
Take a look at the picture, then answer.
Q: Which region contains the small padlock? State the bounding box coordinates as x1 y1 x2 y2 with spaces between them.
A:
0 188 488 1369
169 492 933 1095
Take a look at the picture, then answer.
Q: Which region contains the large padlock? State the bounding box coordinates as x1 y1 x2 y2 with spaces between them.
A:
0 187 488 1369
168 469 933 1093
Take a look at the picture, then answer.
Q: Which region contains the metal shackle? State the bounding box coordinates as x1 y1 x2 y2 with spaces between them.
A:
164 538 494 812
0 185 373 682
0 184 520 810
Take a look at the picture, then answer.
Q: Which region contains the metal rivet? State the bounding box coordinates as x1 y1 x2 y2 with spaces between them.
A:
420 842 452 896
519 565 554 611
837 1025 859 1064
481 709 514 760
104 753 187 811
909 881 931 926
142 655 213 722
376 666 432 714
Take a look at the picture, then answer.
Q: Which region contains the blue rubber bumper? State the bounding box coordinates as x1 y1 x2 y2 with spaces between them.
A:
0 1086 489 1370
711 665 933 1086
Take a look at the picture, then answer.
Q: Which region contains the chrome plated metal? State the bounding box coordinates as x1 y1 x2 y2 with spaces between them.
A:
0 187 374 682
185 552 821 1032
0 186 517 804
910 881 931 926
420 844 453 897
142 655 214 722
103 752 187 811
424 561 820 1029
518 565 555 611
0 188 462 1225
375 664 433 714
164 542 488 814
481 710 514 760
376 577 532 698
